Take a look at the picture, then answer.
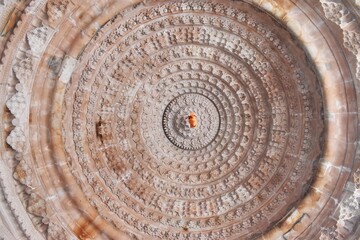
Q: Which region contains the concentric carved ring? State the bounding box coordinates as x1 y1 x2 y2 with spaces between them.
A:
2 0 360 239
66 0 322 239
163 93 220 150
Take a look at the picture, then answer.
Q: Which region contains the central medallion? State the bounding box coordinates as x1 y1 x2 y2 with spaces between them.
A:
163 93 220 150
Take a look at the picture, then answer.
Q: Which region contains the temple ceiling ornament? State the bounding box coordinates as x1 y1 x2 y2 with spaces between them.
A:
0 0 359 239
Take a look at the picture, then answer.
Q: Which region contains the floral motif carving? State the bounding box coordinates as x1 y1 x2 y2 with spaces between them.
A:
47 223 68 240
13 159 32 186
6 126 25 153
12 54 34 85
46 0 70 22
26 25 53 56
27 193 47 218
1 0 359 239
66 1 323 238
320 0 360 79
6 89 26 119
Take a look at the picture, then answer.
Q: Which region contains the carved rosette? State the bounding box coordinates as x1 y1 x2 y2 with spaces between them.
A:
63 1 322 238
162 93 220 150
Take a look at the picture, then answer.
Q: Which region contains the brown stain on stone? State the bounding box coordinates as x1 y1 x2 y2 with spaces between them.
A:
73 218 97 240
29 111 33 125
256 194 264 202
1 8 21 36
303 189 321 206
14 163 27 181
254 0 294 20
279 210 302 230
95 121 102 140
266 0 293 9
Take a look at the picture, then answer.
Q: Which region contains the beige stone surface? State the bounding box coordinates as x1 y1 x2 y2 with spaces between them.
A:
0 0 359 239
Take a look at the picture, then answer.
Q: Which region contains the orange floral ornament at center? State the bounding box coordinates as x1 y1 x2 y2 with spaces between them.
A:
188 112 197 128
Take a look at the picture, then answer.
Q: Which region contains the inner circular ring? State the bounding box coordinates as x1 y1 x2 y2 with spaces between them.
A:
163 93 221 150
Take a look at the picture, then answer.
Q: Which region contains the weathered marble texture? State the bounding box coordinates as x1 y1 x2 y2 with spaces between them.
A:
0 0 359 239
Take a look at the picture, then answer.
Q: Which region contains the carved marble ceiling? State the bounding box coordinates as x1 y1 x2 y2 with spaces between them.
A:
0 0 359 239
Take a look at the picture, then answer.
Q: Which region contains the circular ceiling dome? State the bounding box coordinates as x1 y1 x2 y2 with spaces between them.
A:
0 0 359 240
64 1 323 238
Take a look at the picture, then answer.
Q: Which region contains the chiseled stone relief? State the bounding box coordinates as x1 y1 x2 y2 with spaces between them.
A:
320 0 360 79
67 2 322 238
0 0 359 240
